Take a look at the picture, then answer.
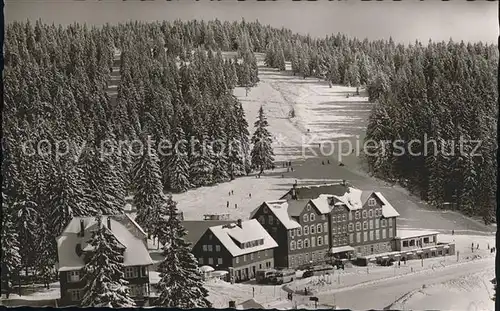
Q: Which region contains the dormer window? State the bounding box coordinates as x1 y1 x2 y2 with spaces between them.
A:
368 198 376 207
355 211 360 220
263 206 268 214
306 204 311 211
310 213 315 221
303 214 309 222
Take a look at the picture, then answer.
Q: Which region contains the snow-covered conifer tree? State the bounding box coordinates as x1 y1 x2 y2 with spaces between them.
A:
189 135 215 187
81 216 135 308
250 106 275 174
155 197 211 308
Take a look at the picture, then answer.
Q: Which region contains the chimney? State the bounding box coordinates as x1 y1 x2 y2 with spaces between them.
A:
237 219 242 228
342 179 346 186
107 217 111 230
292 184 297 200
79 219 85 237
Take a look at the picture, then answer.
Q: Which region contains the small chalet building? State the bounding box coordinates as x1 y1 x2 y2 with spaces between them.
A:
56 215 153 306
190 219 278 282
394 230 455 259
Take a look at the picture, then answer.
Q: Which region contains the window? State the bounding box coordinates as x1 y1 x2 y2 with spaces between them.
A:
369 210 373 218
202 245 208 251
362 211 367 218
208 258 214 265
348 223 354 232
381 219 387 227
218 258 223 265
332 215 336 223
306 204 311 211
317 224 322 233
349 212 353 221
263 206 268 214
375 209 380 217
258 216 265 225
369 231 374 241
356 222 361 231
333 237 338 246
304 239 310 248
68 271 80 283
124 267 137 279
349 233 354 244
215 245 221 252
324 235 328 244
69 289 82 301
368 198 376 207
321 214 326 221
356 232 361 243
310 225 315 234
310 213 316 221
311 237 316 247
208 234 213 240
250 253 254 260
303 214 309 222
355 211 360 220
304 226 309 235
323 222 328 233
236 257 240 264
290 241 296 250
297 240 303 249
268 215 274 224
342 214 347 221
375 230 380 240
332 227 336 234
265 249 268 256
290 229 295 238
363 232 368 242
208 245 213 252
363 221 368 230
389 228 393 238
342 224 347 233
369 220 374 230
375 219 380 229
382 229 387 239
297 227 302 236
403 241 409 247
243 255 247 262
423 237 429 243
199 257 204 264
318 236 323 246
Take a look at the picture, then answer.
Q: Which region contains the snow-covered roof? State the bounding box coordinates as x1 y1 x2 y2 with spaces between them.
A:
263 201 301 230
373 192 400 218
57 216 153 272
310 195 334 214
209 219 278 257
395 230 440 240
280 182 350 200
330 187 364 211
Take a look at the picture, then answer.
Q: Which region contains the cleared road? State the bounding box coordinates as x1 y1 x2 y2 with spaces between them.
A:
316 258 495 310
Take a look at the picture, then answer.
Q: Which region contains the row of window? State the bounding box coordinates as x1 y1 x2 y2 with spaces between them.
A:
198 257 224 265
354 206 383 220
333 228 394 246
67 267 147 283
68 284 147 302
289 250 327 267
402 236 435 247
289 222 328 238
290 234 329 250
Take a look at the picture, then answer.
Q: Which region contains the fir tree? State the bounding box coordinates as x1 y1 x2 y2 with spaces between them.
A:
155 197 211 308
189 135 215 187
81 216 135 308
1 193 21 298
250 106 275 174
131 135 166 235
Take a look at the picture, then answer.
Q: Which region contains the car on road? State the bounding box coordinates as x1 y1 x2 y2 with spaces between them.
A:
269 269 295 285
256 269 277 284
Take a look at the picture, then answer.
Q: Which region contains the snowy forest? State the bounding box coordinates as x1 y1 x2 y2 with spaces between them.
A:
1 18 497 302
262 28 498 224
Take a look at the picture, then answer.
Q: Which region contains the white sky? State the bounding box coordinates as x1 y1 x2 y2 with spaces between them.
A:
5 0 498 44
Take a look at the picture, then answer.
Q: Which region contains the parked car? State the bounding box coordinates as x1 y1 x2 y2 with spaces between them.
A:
302 264 335 278
269 269 295 285
255 269 277 284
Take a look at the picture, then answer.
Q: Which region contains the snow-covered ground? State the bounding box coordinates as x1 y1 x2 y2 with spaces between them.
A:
233 54 371 162
390 268 495 311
